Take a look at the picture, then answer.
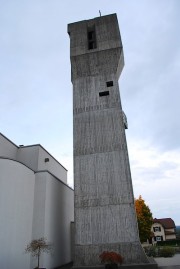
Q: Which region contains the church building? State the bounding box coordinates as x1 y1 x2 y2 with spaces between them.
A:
0 132 74 269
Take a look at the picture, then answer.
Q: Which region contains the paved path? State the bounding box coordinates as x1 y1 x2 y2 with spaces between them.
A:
155 254 180 269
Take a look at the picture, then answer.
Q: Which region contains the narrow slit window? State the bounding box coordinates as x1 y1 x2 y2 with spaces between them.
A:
87 26 97 50
106 81 113 87
99 91 109 97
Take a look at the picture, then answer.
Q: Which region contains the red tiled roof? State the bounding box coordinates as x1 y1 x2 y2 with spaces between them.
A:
153 218 176 229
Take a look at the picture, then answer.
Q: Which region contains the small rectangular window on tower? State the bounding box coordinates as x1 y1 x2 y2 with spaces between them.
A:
106 81 113 87
99 91 109 97
87 26 97 50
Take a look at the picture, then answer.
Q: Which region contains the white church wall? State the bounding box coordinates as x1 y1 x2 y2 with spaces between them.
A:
0 133 74 269
16 145 39 171
0 158 35 269
37 146 67 184
31 171 74 269
0 133 18 159
16 144 67 184
44 173 74 268
30 172 47 269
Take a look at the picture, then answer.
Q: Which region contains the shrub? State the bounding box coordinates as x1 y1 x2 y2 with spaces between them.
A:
157 239 180 246
144 246 158 257
99 251 123 265
159 247 175 257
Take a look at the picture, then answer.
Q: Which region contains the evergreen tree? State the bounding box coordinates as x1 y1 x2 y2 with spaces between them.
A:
135 195 153 243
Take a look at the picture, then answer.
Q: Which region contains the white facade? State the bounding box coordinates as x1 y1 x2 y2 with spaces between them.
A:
0 133 74 269
151 223 166 242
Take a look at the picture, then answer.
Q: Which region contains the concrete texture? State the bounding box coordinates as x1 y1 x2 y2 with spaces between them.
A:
68 14 151 267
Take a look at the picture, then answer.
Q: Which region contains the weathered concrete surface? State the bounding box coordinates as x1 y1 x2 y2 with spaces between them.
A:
68 14 150 267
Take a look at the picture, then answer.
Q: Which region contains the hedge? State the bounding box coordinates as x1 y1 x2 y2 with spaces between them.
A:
157 239 180 246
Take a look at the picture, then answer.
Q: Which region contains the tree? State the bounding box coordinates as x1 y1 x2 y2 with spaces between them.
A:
25 237 52 269
135 195 153 243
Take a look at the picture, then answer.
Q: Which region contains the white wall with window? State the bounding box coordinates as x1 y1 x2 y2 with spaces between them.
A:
151 223 165 243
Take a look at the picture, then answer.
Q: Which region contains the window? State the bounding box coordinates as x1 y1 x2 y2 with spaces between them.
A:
99 91 109 97
87 26 97 50
106 81 113 87
153 227 161 232
156 236 162 241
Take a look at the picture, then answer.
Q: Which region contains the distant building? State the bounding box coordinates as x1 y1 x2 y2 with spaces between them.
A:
151 218 176 243
0 133 74 269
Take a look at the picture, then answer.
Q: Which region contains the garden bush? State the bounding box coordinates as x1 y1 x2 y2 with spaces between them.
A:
157 239 180 246
144 246 176 257
158 246 175 257
144 246 158 257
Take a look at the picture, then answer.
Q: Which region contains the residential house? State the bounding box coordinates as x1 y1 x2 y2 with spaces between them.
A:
151 218 176 243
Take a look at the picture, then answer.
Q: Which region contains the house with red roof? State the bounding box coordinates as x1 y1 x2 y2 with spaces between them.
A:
151 218 176 243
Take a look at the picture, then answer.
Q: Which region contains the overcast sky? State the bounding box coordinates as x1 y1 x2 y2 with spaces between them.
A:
0 0 180 225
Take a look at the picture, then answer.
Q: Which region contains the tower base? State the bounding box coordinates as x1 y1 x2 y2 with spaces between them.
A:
73 242 153 267
72 259 158 269
73 257 157 269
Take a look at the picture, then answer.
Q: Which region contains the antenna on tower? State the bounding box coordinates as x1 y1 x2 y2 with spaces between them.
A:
99 10 101 16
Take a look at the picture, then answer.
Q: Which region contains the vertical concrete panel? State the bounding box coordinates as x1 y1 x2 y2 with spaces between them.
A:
44 174 74 268
32 172 74 269
0 159 35 269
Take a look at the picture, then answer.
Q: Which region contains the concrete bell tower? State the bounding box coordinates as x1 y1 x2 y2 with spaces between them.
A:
68 14 153 268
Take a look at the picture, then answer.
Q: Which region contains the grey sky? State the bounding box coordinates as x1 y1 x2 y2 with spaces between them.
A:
0 0 180 224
